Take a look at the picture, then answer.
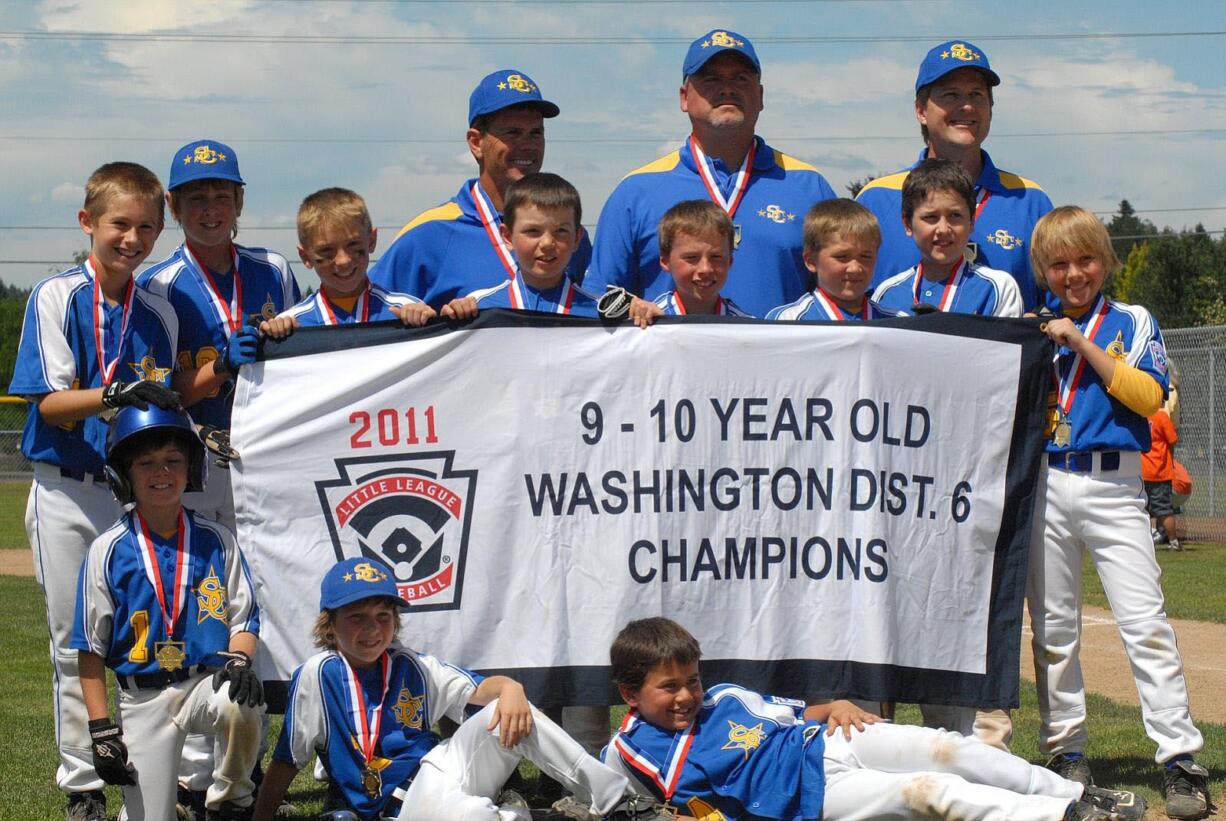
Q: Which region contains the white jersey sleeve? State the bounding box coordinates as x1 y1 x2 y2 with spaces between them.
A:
411 649 482 726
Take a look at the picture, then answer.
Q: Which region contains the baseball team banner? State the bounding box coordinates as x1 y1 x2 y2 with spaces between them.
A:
231 310 1051 709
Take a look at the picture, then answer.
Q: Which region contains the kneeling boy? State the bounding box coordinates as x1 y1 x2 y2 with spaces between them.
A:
73 406 264 820
604 617 1147 821
253 558 630 821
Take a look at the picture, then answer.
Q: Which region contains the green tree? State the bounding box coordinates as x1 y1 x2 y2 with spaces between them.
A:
1105 200 1157 263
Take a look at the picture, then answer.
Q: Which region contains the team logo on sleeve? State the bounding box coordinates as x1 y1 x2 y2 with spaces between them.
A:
392 687 426 729
1106 331 1127 361
1150 340 1169 374
317 453 477 611
721 721 766 756
196 565 229 623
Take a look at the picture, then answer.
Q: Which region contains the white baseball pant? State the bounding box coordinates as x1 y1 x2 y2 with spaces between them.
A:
397 700 628 821
822 723 1084 820
116 672 264 820
27 464 120 793
1027 452 1203 763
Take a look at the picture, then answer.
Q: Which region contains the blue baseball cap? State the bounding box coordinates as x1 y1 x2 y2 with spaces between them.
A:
320 557 411 611
168 139 244 191
915 40 1000 93
683 29 761 81
467 69 560 125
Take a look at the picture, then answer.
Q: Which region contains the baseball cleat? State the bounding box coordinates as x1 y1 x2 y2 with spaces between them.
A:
1047 752 1094 786
1081 785 1146 820
1162 759 1211 820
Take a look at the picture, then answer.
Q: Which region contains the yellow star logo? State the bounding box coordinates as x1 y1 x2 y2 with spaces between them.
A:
701 40 710 48
941 50 950 59
343 572 353 581
757 209 766 217
498 82 507 90
788 212 796 221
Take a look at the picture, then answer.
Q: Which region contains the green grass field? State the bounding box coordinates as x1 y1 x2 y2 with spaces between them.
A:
2 477 1222 817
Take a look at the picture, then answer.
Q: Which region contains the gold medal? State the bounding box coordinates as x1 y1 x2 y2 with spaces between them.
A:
361 766 382 799
1053 412 1072 448
154 640 186 671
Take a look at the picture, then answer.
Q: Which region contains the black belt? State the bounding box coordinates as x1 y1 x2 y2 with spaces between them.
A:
59 467 107 483
1048 451 1121 473
116 664 209 691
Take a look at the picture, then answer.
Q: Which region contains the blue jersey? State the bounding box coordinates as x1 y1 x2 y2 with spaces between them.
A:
653 291 753 318
766 291 900 322
71 509 259 676
274 646 483 820
856 149 1052 310
370 178 593 309
9 264 178 472
139 242 301 429
585 136 837 318
279 284 422 328
468 277 601 317
872 261 1023 318
603 684 824 821
1047 298 1168 454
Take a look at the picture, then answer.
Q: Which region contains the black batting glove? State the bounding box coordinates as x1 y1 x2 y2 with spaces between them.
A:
88 718 136 786
101 380 182 411
213 326 259 377
199 425 238 470
212 650 263 707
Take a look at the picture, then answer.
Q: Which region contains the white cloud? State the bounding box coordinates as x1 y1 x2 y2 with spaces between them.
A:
50 181 83 204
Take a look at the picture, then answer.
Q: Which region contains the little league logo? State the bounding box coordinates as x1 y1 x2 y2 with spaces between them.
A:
316 452 477 611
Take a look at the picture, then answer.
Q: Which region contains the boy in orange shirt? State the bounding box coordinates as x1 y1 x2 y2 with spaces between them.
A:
1142 407 1180 551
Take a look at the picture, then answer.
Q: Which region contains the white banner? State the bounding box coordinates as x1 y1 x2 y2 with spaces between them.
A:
232 312 1049 708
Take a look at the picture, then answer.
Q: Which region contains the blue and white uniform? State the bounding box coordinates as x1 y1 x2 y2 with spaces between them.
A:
585 136 836 319
873 259 1023 317
766 291 900 322
604 683 1084 821
9 260 177 794
139 242 299 522
275 646 628 820
1027 298 1203 763
370 179 593 309
71 509 263 819
467 277 601 317
857 149 1052 310
653 291 753 318
279 284 423 328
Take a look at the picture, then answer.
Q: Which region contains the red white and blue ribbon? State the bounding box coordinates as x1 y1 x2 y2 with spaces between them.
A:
182 243 243 337
316 285 371 326
813 288 866 321
669 291 729 316
508 278 575 314
690 135 755 218
340 652 391 768
87 257 135 386
611 710 695 799
913 258 967 311
132 510 191 638
1055 295 1109 416
471 182 519 281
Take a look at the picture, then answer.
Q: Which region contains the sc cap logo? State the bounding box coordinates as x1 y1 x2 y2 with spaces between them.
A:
706 31 745 48
184 145 226 165
499 74 536 94
943 43 981 62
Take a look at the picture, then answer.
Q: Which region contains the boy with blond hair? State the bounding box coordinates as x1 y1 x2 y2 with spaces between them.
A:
9 161 180 820
1026 206 1210 819
627 200 752 328
269 188 435 332
766 200 899 321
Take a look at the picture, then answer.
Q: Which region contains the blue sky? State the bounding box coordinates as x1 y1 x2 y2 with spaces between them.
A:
1 0 1223 290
